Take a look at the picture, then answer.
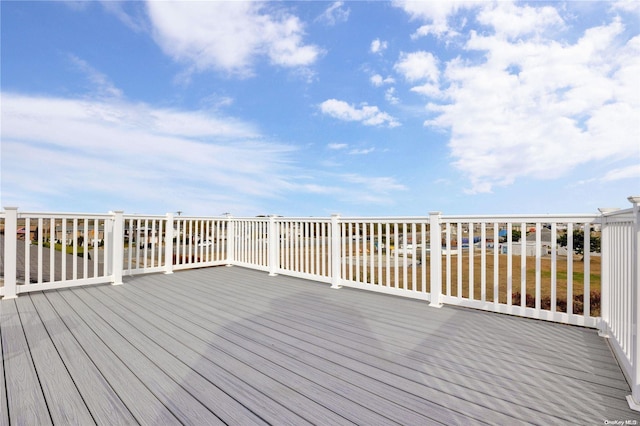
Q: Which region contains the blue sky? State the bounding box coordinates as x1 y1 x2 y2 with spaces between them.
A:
2 1 639 216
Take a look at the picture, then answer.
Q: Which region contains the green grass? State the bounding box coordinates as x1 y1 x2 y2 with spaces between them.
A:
539 269 601 285
34 241 88 256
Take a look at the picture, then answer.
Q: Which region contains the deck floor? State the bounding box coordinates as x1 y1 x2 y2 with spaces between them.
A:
1 266 638 425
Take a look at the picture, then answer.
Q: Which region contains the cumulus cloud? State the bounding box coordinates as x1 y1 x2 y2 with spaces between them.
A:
320 99 400 128
420 8 640 193
146 2 322 77
394 0 484 38
370 74 395 87
370 38 388 54
476 2 564 39
394 51 439 83
385 88 400 104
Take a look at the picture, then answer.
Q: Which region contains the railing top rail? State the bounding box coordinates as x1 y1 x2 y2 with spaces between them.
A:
441 214 599 223
600 207 634 217
123 214 171 220
272 217 332 222
16 211 114 219
338 216 430 222
171 216 229 220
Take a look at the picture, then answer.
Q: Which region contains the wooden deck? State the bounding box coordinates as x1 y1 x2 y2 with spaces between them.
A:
1 266 638 425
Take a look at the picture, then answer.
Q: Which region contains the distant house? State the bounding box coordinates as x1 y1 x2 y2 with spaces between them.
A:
526 228 553 243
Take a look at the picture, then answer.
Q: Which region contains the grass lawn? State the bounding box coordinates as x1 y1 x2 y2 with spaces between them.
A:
343 251 601 316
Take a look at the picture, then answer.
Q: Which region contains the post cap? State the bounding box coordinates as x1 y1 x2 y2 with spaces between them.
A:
627 196 640 204
598 208 620 213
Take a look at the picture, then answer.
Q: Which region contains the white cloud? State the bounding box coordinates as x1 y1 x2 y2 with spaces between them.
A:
385 88 400 105
370 74 395 87
370 38 388 54
343 174 407 193
602 164 640 182
146 2 322 77
320 99 400 128
2 90 410 214
100 1 147 33
394 0 484 38
394 51 439 83
0 92 298 213
68 55 123 99
349 148 375 155
316 1 350 26
476 2 564 39
612 1 640 14
328 143 348 150
421 14 640 193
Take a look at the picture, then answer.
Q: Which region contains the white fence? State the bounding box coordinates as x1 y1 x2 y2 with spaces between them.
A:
1 198 638 410
598 197 640 410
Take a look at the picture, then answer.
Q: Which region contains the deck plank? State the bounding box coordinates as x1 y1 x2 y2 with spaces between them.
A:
162 267 637 421
0 300 52 425
0 305 9 426
14 295 95 425
43 291 182 425
54 289 224 425
2 266 639 425
28 292 138 425
137 267 631 423
163 280 595 423
94 284 388 425
72 286 280 426
122 276 493 424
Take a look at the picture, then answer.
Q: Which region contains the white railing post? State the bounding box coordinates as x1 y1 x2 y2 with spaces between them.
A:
111 210 124 285
598 207 618 337
628 195 640 411
331 214 342 289
268 215 278 276
226 214 234 267
2 207 18 299
165 213 174 275
429 211 443 307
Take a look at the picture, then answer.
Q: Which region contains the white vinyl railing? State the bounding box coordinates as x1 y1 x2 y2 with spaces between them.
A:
0 208 114 296
438 214 600 328
273 217 332 282
598 197 640 410
1 198 638 410
121 213 230 277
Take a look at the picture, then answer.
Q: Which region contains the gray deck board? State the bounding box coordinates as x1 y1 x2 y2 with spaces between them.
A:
110 282 446 425
55 289 223 425
153 268 632 422
2 266 639 425
124 275 524 424
43 291 181 425
96 285 389 425
0 306 10 426
28 292 138 425
13 296 95 425
1 299 52 425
